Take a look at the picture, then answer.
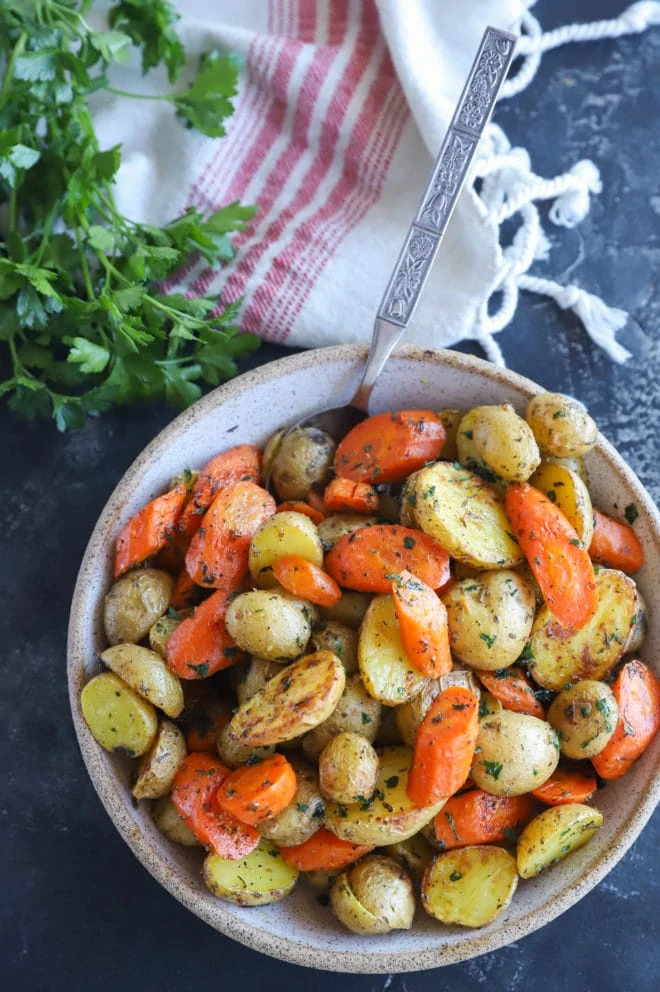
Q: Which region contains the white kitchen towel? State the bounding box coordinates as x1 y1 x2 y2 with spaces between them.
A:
92 0 660 364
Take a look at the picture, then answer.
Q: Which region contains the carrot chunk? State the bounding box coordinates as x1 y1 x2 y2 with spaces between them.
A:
433 790 535 849
531 765 597 806
334 410 445 484
589 508 644 573
391 570 452 677
272 555 342 607
476 666 546 720
177 444 261 539
591 659 660 780
322 478 380 514
324 524 450 594
406 686 479 805
114 485 186 577
170 569 205 611
276 501 326 524
279 827 372 871
166 587 244 680
185 702 232 754
213 754 298 826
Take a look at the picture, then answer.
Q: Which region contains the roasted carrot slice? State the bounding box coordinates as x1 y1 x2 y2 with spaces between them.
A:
306 487 328 515
276 500 326 524
177 444 261 539
323 478 380 514
213 754 298 826
185 480 275 589
166 587 244 680
170 569 205 611
531 765 597 805
324 524 450 594
589 508 644 574
391 569 452 677
186 702 232 754
272 555 342 607
114 485 186 577
591 659 660 780
433 789 535 849
153 528 191 574
171 752 259 859
505 482 597 630
476 666 546 720
279 827 372 871
406 686 479 805
334 410 445 484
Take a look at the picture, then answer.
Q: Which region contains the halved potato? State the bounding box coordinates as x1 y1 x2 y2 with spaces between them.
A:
437 408 463 462
324 745 444 846
411 462 523 569
153 793 200 846
301 673 381 760
225 589 313 661
203 838 299 906
359 595 432 706
229 650 346 746
516 803 603 878
257 760 325 846
472 404 541 482
80 671 157 757
132 720 187 800
319 591 373 629
330 873 391 935
100 643 184 718
456 408 497 481
421 846 518 927
386 831 436 881
331 855 415 935
527 568 639 690
104 568 173 645
235 658 283 705
248 511 324 588
471 711 559 796
394 680 442 747
148 614 183 659
529 461 594 547
216 723 275 768
309 621 359 674
317 513 378 547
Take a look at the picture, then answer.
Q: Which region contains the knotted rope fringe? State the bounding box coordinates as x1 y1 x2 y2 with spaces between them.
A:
471 0 660 364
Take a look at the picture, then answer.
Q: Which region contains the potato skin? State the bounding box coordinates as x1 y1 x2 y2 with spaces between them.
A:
257 761 325 846
203 839 299 906
248 511 323 588
331 855 415 935
309 621 359 674
132 720 186 800
471 712 560 796
302 673 381 760
100 643 184 718
472 404 541 482
153 793 200 846
225 590 313 661
319 732 379 804
148 615 182 659
547 680 618 759
529 461 594 547
319 591 373 629
270 426 336 501
421 846 518 927
235 657 283 705
317 513 378 548
104 569 173 645
385 831 436 881
526 392 598 458
394 679 442 747
80 671 158 757
436 409 463 462
516 803 603 878
216 723 275 769
443 571 536 671
358 594 432 706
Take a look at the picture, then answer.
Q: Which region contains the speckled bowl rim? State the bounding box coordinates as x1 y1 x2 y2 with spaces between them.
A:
68 344 660 973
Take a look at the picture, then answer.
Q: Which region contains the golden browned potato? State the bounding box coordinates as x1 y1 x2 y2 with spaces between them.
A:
100 643 184 718
471 711 559 796
437 408 464 461
394 679 442 747
526 392 598 457
547 681 618 759
319 591 373 629
472 404 541 482
203 839 299 906
257 760 325 846
358 595 432 706
132 720 186 800
309 621 359 674
148 614 183 659
443 571 536 671
456 408 496 480
153 793 200 846
386 831 436 881
261 429 285 483
542 454 588 485
529 461 594 547
319 732 379 804
516 803 603 878
235 658 283 705
316 513 378 547
478 691 503 719
225 589 313 661
249 511 324 588
302 673 381 760
104 569 173 645
269 426 336 501
80 671 158 757
625 590 648 654
331 855 415 935
229 650 346 746
421 846 518 927
305 870 339 892
216 723 275 769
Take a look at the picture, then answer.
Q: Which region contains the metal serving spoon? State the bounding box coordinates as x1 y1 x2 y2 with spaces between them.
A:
287 25 517 443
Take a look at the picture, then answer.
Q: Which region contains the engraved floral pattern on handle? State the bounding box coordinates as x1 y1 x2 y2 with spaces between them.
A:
381 230 439 323
419 130 477 232
456 30 514 133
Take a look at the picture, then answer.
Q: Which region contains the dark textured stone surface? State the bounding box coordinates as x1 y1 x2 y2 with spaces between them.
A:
2 2 658 989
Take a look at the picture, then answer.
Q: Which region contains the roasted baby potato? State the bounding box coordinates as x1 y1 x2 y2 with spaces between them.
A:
132 720 186 800
317 513 378 548
216 723 275 769
148 614 182 659
394 679 442 747
269 426 336 501
547 680 618 759
411 462 523 569
319 732 379 804
229 650 346 746
100 643 184 718
302 673 381 760
80 671 158 757
358 595 432 706
385 831 436 881
624 590 648 654
235 658 283 705
455 408 497 481
257 761 325 846
153 793 200 846
529 461 595 547
472 404 541 482
526 392 598 457
309 621 359 674
331 855 415 935
319 590 373 629
478 691 503 719
421 846 518 927
225 589 313 661
203 839 299 906
516 803 603 878
543 454 588 485
443 571 536 671
471 711 560 796
249 511 324 588
104 568 173 645
436 408 463 462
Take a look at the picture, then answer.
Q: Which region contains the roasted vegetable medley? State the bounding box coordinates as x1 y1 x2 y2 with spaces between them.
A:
81 393 659 933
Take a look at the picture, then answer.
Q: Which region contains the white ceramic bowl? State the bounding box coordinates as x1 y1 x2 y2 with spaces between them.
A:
68 345 660 973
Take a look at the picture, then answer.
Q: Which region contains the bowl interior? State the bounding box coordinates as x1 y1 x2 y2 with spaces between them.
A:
68 345 660 973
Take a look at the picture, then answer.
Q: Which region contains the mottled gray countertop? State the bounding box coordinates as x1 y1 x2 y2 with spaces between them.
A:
2 1 658 989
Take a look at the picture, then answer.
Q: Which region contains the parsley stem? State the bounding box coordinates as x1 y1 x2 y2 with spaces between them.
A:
75 227 95 301
0 31 27 108
105 87 173 103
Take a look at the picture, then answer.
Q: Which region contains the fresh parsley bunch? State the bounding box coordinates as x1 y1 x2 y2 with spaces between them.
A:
0 0 259 430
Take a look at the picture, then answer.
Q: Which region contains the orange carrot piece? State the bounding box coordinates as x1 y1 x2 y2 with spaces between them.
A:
272 555 342 607
323 478 380 514
213 754 298 826
170 569 205 611
476 666 546 720
592 659 660 780
186 702 232 754
324 524 450 595
391 570 452 677
114 485 186 577
166 587 244 680
276 501 326 524
406 686 479 806
171 753 259 859
433 789 535 850
185 480 275 589
306 487 327 515
335 410 445 484
589 508 644 574
505 482 598 631
279 827 372 871
531 765 597 806
153 528 190 574
178 444 261 539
